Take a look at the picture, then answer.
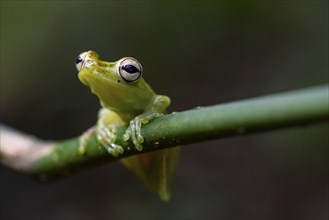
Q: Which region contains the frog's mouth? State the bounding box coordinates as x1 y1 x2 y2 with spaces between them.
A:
78 67 153 115
78 67 119 87
78 68 133 105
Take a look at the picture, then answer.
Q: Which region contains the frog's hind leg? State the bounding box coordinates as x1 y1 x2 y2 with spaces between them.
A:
120 146 180 201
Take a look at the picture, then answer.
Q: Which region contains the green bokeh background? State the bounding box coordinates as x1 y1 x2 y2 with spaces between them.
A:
1 1 328 220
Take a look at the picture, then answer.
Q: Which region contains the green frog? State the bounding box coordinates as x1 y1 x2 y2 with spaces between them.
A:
76 50 179 201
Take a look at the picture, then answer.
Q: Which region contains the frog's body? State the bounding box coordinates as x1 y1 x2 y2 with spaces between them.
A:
76 51 179 201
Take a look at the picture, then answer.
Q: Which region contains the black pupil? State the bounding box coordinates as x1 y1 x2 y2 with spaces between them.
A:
76 56 83 64
122 64 138 74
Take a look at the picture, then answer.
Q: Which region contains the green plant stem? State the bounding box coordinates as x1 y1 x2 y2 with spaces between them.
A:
1 85 328 180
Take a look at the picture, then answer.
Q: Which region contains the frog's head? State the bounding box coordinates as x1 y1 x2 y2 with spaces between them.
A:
76 50 143 84
76 51 154 115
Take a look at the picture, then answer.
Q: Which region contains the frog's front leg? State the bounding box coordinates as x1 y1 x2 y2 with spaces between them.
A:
96 108 126 157
123 95 170 151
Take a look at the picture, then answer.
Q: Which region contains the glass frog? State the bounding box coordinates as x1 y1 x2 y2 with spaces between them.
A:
76 50 179 201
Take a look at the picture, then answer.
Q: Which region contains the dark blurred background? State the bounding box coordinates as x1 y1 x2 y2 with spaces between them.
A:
1 1 328 220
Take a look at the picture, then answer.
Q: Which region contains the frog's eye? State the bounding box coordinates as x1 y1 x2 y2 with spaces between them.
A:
75 52 88 71
118 57 143 82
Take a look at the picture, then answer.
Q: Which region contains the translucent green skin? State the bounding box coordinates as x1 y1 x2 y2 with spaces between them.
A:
77 51 179 201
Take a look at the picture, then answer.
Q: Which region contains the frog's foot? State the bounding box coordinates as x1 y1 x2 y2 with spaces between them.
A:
97 123 124 157
79 126 96 155
123 112 163 151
